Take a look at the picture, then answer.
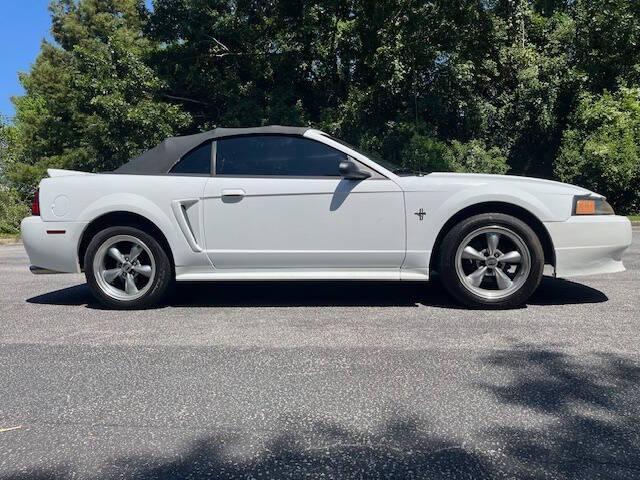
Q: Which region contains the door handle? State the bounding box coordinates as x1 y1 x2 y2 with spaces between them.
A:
221 188 246 198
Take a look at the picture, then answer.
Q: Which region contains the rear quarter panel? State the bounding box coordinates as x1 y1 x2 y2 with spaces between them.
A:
39 174 211 269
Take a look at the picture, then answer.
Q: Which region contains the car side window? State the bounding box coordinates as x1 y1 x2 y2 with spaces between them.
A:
169 141 212 175
215 135 347 176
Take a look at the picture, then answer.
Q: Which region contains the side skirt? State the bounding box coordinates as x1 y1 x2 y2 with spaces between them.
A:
175 267 429 282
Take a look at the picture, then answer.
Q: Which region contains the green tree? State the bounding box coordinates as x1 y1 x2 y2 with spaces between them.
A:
2 0 640 217
572 0 640 92
6 0 191 198
555 87 640 214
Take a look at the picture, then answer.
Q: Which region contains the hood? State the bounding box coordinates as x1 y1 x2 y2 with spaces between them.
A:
399 172 596 196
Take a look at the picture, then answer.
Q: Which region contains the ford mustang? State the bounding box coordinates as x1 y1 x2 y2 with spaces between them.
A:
21 126 632 309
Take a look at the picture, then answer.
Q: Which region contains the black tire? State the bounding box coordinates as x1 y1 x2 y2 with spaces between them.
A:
438 213 544 309
84 226 172 309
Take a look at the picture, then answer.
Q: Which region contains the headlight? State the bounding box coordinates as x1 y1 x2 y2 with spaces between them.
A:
572 195 615 215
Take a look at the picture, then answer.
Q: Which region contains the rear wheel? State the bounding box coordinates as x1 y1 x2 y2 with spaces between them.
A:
84 226 172 309
438 213 544 309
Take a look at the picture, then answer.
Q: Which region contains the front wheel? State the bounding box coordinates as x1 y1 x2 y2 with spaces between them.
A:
438 213 544 309
84 226 172 309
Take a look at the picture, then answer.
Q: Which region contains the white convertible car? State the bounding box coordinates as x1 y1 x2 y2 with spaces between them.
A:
21 126 632 309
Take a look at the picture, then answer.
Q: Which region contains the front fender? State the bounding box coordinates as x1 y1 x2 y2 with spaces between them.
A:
434 186 560 224
403 185 571 273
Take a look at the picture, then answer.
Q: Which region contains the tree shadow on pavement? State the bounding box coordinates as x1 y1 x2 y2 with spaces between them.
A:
5 417 494 480
478 345 640 479
26 276 607 309
4 345 639 479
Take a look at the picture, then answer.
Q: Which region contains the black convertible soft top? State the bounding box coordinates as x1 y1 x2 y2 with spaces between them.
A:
113 125 310 175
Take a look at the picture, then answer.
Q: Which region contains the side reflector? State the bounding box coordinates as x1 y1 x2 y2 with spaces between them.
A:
46 230 66 235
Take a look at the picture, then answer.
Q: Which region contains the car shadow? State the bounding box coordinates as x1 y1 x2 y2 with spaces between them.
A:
528 276 609 306
26 276 607 309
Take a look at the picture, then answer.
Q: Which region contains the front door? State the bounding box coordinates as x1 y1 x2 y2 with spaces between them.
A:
202 134 405 270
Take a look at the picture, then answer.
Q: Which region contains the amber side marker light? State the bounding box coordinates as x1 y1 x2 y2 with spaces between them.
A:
572 195 615 216
575 199 596 215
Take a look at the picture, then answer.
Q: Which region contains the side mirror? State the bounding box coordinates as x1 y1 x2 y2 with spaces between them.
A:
339 160 371 180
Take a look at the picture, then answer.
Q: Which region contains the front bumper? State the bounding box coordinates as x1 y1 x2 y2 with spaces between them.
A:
545 215 633 277
20 216 87 274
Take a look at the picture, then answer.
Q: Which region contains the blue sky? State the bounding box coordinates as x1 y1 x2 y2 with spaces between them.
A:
0 0 52 119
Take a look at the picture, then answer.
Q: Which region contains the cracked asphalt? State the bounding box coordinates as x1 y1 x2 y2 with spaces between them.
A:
1 229 639 479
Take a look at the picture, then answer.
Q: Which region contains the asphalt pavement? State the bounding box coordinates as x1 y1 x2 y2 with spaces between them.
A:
1 229 639 479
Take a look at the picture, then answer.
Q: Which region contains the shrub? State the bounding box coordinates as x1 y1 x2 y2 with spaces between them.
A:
358 123 509 175
444 140 509 174
0 188 29 235
400 133 509 174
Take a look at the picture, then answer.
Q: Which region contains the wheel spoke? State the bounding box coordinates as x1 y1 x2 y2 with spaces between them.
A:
494 268 514 290
129 244 143 262
461 246 486 262
108 247 125 264
466 266 488 287
124 273 139 295
133 265 152 277
102 268 121 284
486 233 500 255
499 251 522 264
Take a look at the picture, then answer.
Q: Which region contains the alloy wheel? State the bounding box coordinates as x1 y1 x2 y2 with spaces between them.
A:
92 235 156 301
454 225 531 300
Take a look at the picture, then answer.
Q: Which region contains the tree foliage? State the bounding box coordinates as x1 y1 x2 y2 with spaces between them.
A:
2 0 640 226
556 87 640 214
5 0 191 197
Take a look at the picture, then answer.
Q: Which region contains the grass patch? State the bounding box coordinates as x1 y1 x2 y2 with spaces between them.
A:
0 233 21 243
629 215 640 222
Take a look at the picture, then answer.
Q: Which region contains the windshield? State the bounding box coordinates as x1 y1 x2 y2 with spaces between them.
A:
321 134 417 175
